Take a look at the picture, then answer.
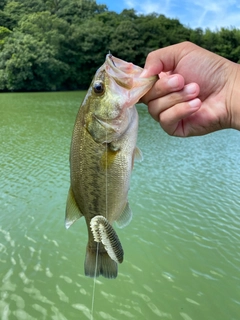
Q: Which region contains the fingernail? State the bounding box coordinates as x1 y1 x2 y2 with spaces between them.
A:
167 76 179 89
189 98 200 108
185 83 197 94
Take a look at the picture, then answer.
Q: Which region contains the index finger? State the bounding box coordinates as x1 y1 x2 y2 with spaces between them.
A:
141 42 196 78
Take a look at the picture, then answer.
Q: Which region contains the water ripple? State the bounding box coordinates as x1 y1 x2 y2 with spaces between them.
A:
1 96 240 320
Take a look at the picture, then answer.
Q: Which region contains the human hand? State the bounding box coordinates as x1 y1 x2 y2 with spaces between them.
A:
141 42 240 137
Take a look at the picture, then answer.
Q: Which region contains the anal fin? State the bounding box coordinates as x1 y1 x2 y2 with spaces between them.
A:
115 201 132 229
134 146 143 162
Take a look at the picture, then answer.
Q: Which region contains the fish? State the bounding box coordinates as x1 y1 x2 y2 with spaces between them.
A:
65 53 157 278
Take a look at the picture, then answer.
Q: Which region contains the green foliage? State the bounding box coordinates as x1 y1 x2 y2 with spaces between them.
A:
214 28 240 62
53 0 107 24
0 26 11 46
62 18 112 89
0 0 239 91
189 28 204 46
17 11 68 47
0 32 69 91
0 0 7 10
110 20 144 61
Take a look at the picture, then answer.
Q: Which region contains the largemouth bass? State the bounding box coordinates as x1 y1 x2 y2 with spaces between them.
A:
65 54 156 278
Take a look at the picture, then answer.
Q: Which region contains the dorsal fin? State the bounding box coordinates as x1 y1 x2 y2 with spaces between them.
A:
65 187 83 229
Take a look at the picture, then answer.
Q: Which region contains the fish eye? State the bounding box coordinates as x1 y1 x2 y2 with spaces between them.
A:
93 81 104 94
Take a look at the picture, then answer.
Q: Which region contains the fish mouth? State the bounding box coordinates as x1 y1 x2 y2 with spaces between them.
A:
104 53 157 105
106 54 143 77
105 54 143 90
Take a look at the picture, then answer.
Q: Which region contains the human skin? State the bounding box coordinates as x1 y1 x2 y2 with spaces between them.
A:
141 41 240 137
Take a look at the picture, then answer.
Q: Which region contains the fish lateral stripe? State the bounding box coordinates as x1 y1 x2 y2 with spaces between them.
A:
90 216 124 264
67 53 157 278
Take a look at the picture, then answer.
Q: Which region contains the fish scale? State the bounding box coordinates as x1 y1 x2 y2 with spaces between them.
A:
65 54 157 278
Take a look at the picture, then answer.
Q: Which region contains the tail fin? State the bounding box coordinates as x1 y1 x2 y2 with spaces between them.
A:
84 244 118 279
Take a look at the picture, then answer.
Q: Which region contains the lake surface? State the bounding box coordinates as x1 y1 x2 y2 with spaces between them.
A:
0 91 240 320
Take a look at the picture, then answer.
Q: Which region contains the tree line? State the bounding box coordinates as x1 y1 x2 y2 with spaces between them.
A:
0 0 240 92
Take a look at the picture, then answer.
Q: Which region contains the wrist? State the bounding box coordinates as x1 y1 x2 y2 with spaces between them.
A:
228 63 240 131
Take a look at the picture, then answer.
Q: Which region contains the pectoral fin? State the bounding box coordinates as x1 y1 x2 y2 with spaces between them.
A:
115 201 132 229
65 187 83 229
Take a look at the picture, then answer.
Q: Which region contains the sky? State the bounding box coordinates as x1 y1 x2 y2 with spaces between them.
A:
97 0 240 30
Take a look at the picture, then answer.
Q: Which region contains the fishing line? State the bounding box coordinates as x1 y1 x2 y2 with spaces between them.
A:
105 131 108 221
91 58 112 319
105 63 109 220
90 70 109 320
90 242 99 320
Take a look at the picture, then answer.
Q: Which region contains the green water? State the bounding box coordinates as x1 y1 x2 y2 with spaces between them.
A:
1 91 240 320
